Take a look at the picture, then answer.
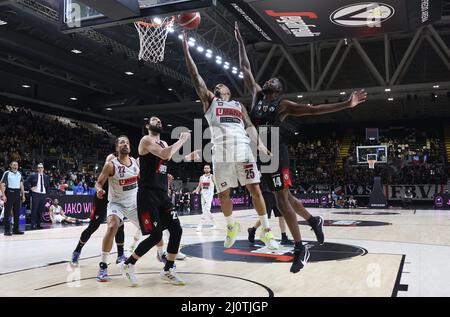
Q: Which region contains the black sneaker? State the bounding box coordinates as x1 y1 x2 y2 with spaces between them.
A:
280 237 294 246
247 227 256 244
12 230 24 235
309 216 325 245
4 231 12 236
290 244 310 273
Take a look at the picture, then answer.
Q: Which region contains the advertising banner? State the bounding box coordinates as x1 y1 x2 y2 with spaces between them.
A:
221 0 442 45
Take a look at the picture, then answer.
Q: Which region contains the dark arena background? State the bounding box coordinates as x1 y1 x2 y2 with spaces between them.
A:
0 0 449 302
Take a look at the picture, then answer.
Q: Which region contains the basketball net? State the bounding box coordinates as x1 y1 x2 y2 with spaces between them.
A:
134 16 175 63
367 159 376 169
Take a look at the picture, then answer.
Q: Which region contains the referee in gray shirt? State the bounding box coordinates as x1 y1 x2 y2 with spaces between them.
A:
0 161 25 236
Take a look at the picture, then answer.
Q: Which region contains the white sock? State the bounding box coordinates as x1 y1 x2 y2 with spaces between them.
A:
225 215 234 226
101 251 109 264
259 214 270 229
157 245 164 253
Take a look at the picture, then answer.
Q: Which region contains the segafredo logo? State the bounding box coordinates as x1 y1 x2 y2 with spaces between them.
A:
330 3 395 27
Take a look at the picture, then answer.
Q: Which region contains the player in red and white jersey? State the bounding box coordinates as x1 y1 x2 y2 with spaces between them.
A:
95 135 140 282
182 33 278 250
193 164 217 232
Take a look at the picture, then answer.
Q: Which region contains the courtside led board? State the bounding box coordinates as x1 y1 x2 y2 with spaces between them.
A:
220 0 442 45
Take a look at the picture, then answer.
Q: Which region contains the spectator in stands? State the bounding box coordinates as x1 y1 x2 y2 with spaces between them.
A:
25 163 50 230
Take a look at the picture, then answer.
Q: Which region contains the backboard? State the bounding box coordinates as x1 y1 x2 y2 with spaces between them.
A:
356 145 388 164
60 0 213 33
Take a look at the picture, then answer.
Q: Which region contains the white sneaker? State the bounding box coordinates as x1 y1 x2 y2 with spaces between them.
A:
160 268 186 286
260 229 280 250
196 224 202 232
176 252 186 260
224 221 241 248
118 262 138 287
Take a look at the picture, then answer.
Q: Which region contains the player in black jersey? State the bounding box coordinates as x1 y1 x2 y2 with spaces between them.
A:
70 154 126 266
119 116 192 286
248 175 293 245
235 23 367 273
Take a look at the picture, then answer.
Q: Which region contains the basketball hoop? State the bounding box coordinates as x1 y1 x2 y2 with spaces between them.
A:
367 159 376 169
134 16 175 63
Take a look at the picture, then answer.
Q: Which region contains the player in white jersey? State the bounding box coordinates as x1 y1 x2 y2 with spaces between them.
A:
95 136 140 282
49 198 89 224
182 33 278 250
193 164 217 232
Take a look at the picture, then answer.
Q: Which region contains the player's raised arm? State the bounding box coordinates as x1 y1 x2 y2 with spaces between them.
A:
95 162 114 199
279 90 368 121
181 32 214 112
235 22 261 96
142 132 191 161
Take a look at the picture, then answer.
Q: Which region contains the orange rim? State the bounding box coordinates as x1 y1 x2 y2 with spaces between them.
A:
136 16 175 27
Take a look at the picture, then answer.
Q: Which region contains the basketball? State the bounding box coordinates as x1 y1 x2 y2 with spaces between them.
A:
178 12 201 30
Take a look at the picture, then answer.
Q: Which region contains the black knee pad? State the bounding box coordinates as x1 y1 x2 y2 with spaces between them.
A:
166 222 183 254
134 228 163 258
115 225 125 244
80 219 101 242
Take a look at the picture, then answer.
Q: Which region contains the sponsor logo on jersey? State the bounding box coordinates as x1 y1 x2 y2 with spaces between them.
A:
119 176 138 186
330 3 395 27
265 10 320 38
123 183 137 191
216 108 243 119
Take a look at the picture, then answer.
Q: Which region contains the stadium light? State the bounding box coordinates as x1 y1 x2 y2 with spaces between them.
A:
22 84 31 88
385 88 391 92
433 85 440 89
152 17 162 25
70 97 78 101
388 97 394 101
71 49 83 54
105 108 112 111
197 46 204 53
125 71 134 76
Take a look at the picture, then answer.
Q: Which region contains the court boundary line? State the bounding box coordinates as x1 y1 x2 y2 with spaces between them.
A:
391 254 408 297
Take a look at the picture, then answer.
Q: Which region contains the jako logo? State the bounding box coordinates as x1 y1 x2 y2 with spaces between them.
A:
330 3 395 27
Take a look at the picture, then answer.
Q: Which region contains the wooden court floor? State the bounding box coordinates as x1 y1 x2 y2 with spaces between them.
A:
1 208 449 297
